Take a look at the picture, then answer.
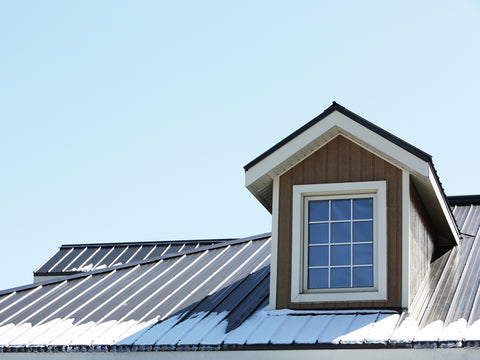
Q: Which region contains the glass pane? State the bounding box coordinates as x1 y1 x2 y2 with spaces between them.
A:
353 244 373 265
353 221 373 243
309 223 329 244
308 268 328 289
353 266 373 287
331 222 350 243
331 245 351 266
309 246 329 266
331 267 351 288
331 200 351 220
309 201 329 222
353 198 373 219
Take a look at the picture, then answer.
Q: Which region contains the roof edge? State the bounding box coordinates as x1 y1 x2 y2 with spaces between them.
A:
59 238 236 248
448 195 480 206
6 339 480 352
244 102 432 171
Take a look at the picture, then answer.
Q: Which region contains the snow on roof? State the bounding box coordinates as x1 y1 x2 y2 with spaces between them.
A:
1 203 480 352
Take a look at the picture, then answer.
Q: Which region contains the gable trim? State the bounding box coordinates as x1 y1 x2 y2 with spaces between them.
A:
244 102 431 172
245 109 430 191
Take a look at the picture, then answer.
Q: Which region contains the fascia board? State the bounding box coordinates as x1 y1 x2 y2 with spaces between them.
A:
245 110 430 188
5 348 480 359
428 166 460 245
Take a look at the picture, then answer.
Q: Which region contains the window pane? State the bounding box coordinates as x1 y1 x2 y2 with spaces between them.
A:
309 223 329 244
353 221 373 243
331 200 351 220
309 246 329 266
331 222 350 243
309 201 329 221
353 266 373 287
353 244 373 265
353 198 373 220
331 267 350 288
331 245 351 266
308 268 328 289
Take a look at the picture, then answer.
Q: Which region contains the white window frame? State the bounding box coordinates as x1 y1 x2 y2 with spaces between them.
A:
291 181 387 303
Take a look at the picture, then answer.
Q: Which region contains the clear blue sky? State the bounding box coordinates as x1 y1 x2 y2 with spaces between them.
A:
1 1 479 290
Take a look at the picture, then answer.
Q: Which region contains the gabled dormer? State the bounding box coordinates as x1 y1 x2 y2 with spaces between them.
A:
244 102 459 310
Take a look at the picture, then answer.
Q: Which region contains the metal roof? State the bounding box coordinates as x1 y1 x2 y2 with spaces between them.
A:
2 201 480 352
34 239 234 276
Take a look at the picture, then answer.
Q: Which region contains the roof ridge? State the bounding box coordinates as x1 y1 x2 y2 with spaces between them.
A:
59 238 237 248
0 233 272 296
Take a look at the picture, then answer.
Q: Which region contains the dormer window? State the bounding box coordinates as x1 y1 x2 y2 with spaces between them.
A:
306 195 374 289
245 102 460 310
291 181 387 303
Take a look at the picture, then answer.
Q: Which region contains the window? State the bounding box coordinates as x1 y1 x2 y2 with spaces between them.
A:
307 196 374 289
291 181 387 303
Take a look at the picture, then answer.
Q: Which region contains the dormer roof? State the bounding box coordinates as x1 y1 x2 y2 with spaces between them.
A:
244 102 459 246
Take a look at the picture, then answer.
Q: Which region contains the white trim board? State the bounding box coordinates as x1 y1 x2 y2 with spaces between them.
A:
290 181 387 303
245 110 430 188
269 176 279 309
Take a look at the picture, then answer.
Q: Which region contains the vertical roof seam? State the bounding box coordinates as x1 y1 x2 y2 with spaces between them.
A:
143 245 157 261
93 247 115 269
21 275 96 341
172 242 255 324
108 246 128 268
49 248 73 273
126 246 143 264
444 236 479 326
62 248 87 272
134 252 210 325
0 282 66 328
76 247 101 271
0 287 43 319
159 246 232 321
417 247 457 327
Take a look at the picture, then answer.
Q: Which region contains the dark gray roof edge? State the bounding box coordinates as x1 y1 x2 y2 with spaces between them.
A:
448 195 480 206
244 102 432 171
3 340 479 352
59 238 237 249
428 163 460 237
0 233 272 296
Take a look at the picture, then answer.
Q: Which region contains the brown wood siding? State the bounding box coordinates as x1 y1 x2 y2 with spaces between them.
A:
277 135 403 309
409 179 436 303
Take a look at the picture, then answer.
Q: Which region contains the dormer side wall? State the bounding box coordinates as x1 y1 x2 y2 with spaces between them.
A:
276 135 403 309
409 179 437 304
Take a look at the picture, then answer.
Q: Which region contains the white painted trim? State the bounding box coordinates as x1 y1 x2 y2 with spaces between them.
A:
245 111 430 187
269 176 280 309
291 181 387 303
3 348 479 359
402 170 410 308
428 166 460 245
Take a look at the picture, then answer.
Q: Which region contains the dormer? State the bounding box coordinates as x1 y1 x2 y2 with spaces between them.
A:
244 102 459 310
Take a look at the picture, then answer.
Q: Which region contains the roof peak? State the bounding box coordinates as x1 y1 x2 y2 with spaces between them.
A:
244 102 431 172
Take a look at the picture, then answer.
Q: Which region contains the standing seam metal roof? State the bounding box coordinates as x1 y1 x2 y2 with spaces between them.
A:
34 239 235 276
1 201 480 352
